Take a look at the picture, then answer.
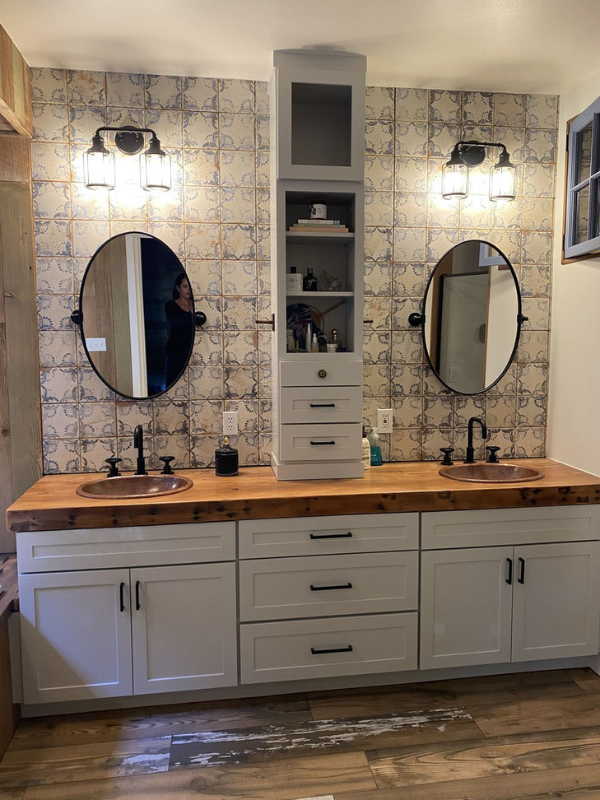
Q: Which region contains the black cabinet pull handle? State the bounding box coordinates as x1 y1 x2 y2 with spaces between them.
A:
310 582 353 592
518 557 525 584
310 532 353 540
309 403 336 408
310 440 336 446
135 580 141 610
506 558 513 585
311 645 354 655
119 582 125 612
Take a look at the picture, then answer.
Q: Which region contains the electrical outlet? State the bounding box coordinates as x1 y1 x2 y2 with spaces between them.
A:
377 408 393 433
222 411 238 436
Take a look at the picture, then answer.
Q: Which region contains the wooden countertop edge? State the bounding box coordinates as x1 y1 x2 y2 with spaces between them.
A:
6 460 600 533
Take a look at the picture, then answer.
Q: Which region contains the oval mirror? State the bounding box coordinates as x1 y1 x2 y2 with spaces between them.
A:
421 240 521 395
78 232 195 400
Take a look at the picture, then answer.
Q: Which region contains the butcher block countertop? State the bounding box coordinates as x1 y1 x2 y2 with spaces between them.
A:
6 458 600 533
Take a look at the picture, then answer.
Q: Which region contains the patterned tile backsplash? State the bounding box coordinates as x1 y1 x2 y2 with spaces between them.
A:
31 69 557 473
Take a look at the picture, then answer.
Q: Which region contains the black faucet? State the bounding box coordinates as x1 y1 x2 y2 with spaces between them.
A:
466 417 488 464
133 425 147 475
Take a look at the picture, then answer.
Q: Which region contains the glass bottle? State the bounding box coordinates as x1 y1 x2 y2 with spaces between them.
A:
303 267 318 291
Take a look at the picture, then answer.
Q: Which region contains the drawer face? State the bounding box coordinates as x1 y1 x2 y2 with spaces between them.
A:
280 423 362 462
239 513 419 559
16 522 236 573
422 506 600 550
280 360 362 387
280 386 362 424
239 551 419 621
240 612 418 684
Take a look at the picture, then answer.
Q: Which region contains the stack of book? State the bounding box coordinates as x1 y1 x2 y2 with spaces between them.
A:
289 219 349 233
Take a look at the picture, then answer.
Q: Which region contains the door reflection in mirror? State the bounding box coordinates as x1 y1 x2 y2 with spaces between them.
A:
80 232 195 400
423 241 520 395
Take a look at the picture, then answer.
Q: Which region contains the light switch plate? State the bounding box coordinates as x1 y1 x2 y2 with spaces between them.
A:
85 338 106 352
377 408 393 432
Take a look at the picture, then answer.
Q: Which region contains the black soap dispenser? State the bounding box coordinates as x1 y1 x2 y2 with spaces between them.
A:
215 436 239 476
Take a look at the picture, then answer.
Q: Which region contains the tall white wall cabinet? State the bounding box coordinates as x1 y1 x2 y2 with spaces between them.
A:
269 51 366 480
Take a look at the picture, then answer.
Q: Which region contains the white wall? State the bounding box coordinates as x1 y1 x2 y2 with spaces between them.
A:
548 69 600 476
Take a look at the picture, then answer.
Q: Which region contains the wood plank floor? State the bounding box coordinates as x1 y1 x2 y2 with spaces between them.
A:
3 668 600 799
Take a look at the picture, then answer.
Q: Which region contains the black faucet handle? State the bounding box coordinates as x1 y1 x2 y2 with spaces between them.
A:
486 446 501 463
159 456 175 475
105 457 122 477
439 447 455 466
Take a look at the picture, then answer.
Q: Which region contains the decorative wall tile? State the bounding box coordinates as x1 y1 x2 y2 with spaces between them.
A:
429 90 461 122
32 103 69 142
67 70 105 106
395 88 428 122
182 77 219 112
31 70 557 471
31 68 67 104
526 95 559 129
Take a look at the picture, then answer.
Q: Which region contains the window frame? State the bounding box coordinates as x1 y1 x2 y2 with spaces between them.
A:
563 95 600 260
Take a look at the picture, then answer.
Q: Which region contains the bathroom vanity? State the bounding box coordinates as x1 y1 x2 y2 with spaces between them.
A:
7 460 600 715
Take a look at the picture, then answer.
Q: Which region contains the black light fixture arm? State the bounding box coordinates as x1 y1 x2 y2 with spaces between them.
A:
451 140 511 167
93 125 159 139
90 125 165 157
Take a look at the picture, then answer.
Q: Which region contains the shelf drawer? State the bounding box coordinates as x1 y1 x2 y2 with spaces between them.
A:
280 423 361 462
421 506 600 550
16 522 236 573
240 612 418 684
280 359 362 387
239 513 419 559
239 551 419 621
280 386 362 424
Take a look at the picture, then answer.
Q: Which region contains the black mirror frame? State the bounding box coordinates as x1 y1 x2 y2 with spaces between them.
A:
417 239 524 397
75 230 197 402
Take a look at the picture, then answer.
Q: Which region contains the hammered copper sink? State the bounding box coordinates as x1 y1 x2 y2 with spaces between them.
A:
76 474 193 499
439 463 544 483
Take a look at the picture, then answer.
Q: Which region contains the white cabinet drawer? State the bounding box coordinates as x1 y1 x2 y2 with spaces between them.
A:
17 522 236 573
280 423 361 462
280 386 362 424
280 359 362 387
239 513 419 559
422 506 600 550
240 612 418 684
239 551 419 621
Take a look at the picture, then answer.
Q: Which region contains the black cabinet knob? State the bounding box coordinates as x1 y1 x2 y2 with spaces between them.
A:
486 446 501 463
105 457 122 477
439 447 454 466
159 456 175 475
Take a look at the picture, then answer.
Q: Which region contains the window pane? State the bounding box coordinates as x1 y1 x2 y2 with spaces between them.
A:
577 122 594 184
574 184 591 244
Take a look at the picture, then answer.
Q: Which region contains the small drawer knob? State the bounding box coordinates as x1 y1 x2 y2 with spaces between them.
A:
318 369 327 379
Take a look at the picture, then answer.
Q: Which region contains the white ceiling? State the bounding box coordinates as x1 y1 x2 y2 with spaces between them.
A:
1 0 599 94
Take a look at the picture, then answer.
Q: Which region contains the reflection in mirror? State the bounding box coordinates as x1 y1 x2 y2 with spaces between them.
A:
79 232 194 400
423 240 521 395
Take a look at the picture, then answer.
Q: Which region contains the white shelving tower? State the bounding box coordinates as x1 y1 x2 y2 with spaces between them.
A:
269 50 366 480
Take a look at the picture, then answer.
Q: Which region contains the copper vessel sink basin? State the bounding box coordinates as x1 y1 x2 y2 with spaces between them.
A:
439 463 544 483
76 474 193 499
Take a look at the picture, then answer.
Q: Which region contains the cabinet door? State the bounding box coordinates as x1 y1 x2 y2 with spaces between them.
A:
512 542 600 662
19 570 132 704
275 65 365 182
420 547 513 670
131 563 237 695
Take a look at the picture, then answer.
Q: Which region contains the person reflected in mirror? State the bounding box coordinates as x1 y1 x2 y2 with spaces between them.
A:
165 273 194 386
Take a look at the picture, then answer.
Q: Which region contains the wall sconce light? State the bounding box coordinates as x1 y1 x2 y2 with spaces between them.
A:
441 140 516 202
83 125 171 192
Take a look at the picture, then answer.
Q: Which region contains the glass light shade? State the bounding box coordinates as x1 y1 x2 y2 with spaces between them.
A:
441 161 468 199
83 147 115 191
489 163 516 201
140 150 171 192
